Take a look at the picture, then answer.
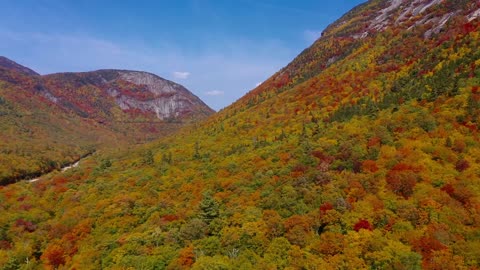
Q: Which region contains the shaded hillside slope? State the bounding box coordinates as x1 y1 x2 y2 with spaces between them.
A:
1 0 480 269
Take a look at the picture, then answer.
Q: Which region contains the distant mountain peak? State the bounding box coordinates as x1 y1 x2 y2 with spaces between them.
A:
41 69 214 121
0 56 39 76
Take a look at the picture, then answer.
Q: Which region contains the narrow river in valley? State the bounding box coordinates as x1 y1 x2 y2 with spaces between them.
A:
28 155 90 183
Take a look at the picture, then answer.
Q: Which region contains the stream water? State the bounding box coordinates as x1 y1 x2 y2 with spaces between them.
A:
28 157 86 183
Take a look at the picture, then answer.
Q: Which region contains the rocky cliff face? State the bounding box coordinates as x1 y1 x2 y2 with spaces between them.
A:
323 0 480 39
42 69 214 121
113 70 212 120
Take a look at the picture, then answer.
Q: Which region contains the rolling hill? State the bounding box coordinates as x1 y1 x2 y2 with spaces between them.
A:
1 0 480 269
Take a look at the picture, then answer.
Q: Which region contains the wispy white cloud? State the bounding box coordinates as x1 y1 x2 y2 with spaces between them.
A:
303 29 322 43
205 90 224 96
173 71 190 79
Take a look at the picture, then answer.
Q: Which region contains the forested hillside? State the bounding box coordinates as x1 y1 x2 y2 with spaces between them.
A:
0 61 213 185
1 0 480 269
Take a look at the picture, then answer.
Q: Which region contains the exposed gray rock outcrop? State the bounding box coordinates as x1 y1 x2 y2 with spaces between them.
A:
110 70 212 120
43 69 214 120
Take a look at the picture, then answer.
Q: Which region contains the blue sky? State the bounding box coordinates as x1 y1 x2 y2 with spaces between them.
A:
0 0 365 110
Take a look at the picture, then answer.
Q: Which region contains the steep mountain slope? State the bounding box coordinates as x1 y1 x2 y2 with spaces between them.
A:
1 0 480 269
0 59 213 185
0 56 39 76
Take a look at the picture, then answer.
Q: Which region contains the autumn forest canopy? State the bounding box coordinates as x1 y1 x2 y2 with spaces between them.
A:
1 0 480 269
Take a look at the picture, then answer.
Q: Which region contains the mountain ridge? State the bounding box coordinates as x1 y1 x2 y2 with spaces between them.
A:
0 56 214 121
42 68 214 120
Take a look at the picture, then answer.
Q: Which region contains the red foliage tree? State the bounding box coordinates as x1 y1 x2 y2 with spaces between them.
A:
41 244 66 269
15 219 36 232
440 184 455 197
412 236 447 266
353 219 373 232
452 139 466 153
0 240 12 250
319 202 334 215
175 245 195 268
362 160 379 173
455 159 470 172
161 214 180 223
386 163 419 199
367 136 381 148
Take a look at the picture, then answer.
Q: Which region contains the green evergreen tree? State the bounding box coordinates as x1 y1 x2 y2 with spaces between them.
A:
193 141 201 159
199 191 219 223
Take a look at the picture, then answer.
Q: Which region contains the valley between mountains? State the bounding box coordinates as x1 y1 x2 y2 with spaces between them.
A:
0 59 213 185
1 0 480 269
